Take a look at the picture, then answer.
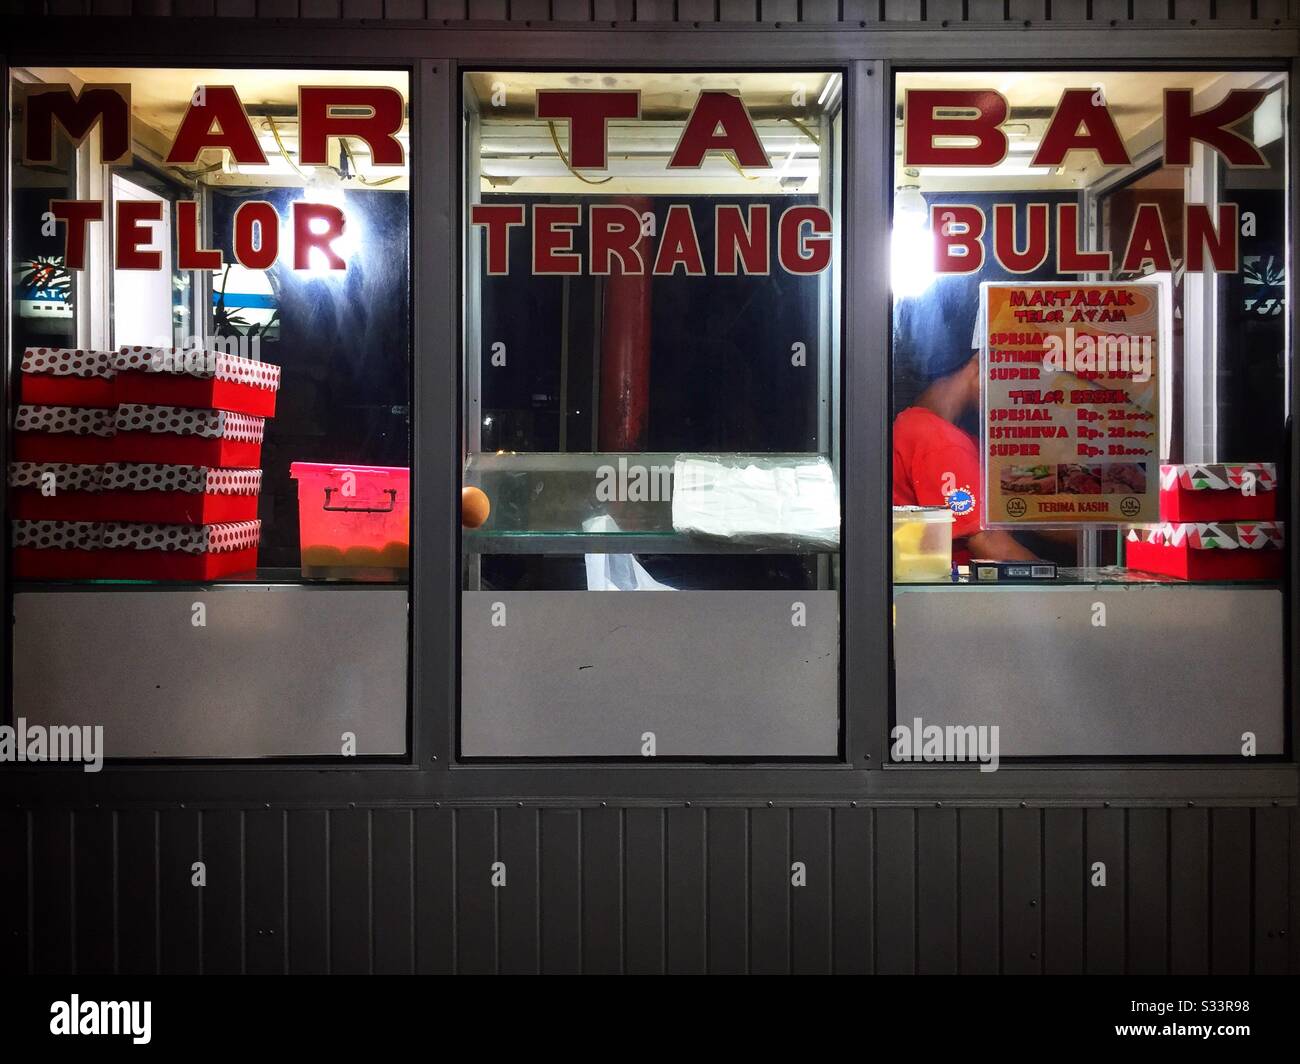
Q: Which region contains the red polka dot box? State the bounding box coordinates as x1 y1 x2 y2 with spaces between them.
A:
12 518 261 581
7 462 263 524
19 347 116 408
112 404 265 468
13 404 116 464
114 347 281 418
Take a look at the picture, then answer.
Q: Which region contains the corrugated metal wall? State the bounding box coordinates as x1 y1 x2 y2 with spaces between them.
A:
3 0 1297 25
2 803 1295 973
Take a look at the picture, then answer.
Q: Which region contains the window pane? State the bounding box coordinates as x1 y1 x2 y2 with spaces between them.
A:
461 71 843 759
890 71 1288 761
8 67 411 760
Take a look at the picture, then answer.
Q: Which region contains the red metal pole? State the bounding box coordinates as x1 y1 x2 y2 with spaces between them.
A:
598 196 653 451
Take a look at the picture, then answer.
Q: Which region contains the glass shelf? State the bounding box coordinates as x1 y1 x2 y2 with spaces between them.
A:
463 450 840 553
894 565 1283 588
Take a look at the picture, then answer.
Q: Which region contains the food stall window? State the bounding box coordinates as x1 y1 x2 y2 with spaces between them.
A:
7 67 412 760
890 71 1289 762
460 71 844 759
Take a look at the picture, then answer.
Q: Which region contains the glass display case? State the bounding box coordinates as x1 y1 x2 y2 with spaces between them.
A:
460 70 845 758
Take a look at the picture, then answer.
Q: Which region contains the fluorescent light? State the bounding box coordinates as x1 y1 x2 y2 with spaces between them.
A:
917 164 1052 177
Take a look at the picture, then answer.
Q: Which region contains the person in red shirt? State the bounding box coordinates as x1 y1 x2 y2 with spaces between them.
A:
893 339 1036 565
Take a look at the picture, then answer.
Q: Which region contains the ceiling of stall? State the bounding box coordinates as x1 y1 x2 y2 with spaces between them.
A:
465 70 840 196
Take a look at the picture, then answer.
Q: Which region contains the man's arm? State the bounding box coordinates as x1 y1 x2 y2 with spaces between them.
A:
967 529 1039 562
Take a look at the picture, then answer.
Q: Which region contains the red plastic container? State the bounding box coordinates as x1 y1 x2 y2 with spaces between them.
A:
290 462 410 580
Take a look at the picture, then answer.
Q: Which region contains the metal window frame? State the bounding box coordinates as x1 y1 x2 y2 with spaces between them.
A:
0 18 1296 808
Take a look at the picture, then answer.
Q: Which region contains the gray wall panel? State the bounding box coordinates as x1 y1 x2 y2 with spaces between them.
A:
1000 807 1041 974
3 802 1297 973
540 809 581 974
895 587 1284 757
73 807 114 974
581 807 624 975
1253 806 1290 975
874 807 914 974
1126 808 1169 974
497 806 540 974
462 590 838 758
1085 808 1125 974
915 807 957 975
158 808 201 974
1169 807 1210 974
201 810 244 975
244 809 285 975
372 808 414 974
414 807 454 974
705 807 748 973
790 807 832 974
328 808 371 974
623 807 665 974
832 806 872 973
287 809 329 974
455 807 497 974
12 588 408 759
116 810 158 974
958 807 999 974
1211 806 1252 975
665 806 706 974
748 807 789 974
1042 808 1084 974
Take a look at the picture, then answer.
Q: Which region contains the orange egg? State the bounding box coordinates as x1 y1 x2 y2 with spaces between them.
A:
461 485 491 528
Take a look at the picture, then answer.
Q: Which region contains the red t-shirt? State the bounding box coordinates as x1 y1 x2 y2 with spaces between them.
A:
892 406 983 563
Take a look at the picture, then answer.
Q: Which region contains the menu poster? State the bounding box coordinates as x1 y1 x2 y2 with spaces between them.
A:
981 281 1166 528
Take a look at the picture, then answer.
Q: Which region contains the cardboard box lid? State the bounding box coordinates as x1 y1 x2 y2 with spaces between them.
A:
101 463 262 495
21 347 114 379
15 405 115 437
114 405 265 443
1127 521 1285 550
12 519 103 551
116 347 280 391
101 520 261 555
1159 463 1277 493
8 462 103 492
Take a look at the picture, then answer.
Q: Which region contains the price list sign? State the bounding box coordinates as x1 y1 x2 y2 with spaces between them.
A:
981 281 1165 528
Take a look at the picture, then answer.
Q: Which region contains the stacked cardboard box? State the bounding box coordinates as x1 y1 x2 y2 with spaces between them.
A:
10 345 278 580
1125 463 1284 580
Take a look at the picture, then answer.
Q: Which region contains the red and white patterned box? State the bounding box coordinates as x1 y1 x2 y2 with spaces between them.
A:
8 462 103 521
95 463 262 524
97 519 261 580
11 519 104 580
115 347 280 418
12 404 115 464
1159 463 1277 523
112 404 264 467
1126 521 1285 581
19 347 116 408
